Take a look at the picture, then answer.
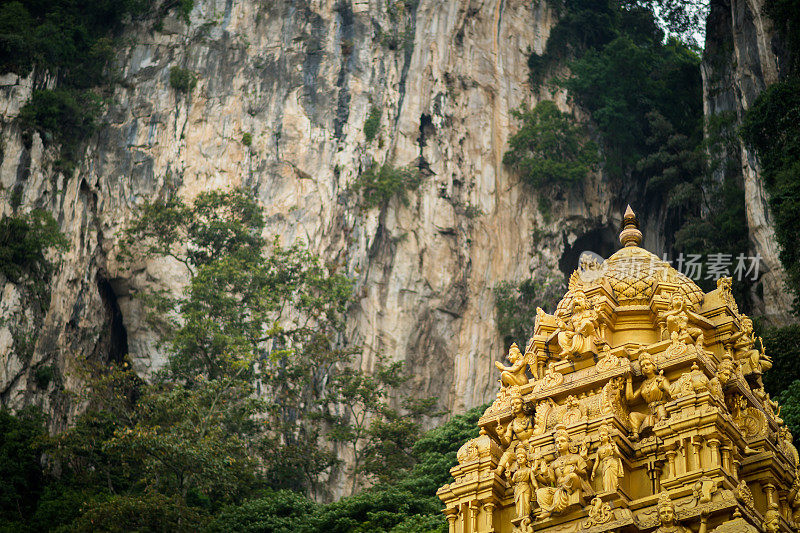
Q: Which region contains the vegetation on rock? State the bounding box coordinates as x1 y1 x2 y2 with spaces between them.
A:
352 163 423 210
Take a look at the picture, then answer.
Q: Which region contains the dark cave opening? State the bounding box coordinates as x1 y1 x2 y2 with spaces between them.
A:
558 226 618 278
96 275 129 364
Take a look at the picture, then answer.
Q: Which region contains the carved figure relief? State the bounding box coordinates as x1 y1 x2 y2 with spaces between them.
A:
730 318 773 382
583 497 614 528
534 426 590 519
533 398 556 435
708 358 735 401
591 424 623 493
495 343 529 389
563 395 586 425
654 492 707 533
600 376 632 430
495 392 535 477
660 291 706 354
556 290 600 359
508 445 533 522
596 343 621 373
533 361 564 392
763 503 781 533
626 354 671 439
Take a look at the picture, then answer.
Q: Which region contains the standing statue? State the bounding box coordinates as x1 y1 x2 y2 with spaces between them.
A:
508 445 533 522
626 354 671 440
495 392 535 477
534 426 589 519
495 343 529 388
660 292 705 353
655 492 707 533
591 424 624 492
557 290 600 358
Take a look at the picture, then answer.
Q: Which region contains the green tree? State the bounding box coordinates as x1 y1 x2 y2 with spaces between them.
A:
503 101 598 189
0 408 46 531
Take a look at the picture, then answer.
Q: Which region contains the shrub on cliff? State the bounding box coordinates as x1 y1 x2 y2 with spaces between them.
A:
503 101 598 189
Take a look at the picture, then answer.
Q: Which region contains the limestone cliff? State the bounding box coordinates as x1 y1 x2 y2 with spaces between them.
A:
0 0 791 434
702 0 792 323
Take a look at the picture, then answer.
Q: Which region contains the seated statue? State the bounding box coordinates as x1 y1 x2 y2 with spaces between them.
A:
534 426 589 519
556 290 599 359
495 343 529 388
626 354 671 440
661 292 705 353
730 318 772 381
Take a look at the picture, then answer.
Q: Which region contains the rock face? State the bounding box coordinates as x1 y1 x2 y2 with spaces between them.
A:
0 0 791 435
702 0 792 323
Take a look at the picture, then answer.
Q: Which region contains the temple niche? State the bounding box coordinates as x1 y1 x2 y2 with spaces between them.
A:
437 207 798 532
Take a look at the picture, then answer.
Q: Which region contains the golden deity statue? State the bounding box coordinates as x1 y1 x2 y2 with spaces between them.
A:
438 207 796 532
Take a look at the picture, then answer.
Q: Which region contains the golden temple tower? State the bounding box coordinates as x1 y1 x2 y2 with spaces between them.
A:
438 207 797 532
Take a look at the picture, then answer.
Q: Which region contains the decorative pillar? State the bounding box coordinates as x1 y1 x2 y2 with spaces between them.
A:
707 437 721 467
763 482 777 506
445 508 458 533
665 446 678 479
690 436 703 471
482 502 495 532
469 501 479 532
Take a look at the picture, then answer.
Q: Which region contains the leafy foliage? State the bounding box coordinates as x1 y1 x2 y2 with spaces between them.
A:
0 210 67 284
760 324 800 395
503 101 598 189
207 404 485 533
364 107 381 143
353 163 423 209
169 67 197 93
494 277 563 350
18 89 103 170
0 408 46 531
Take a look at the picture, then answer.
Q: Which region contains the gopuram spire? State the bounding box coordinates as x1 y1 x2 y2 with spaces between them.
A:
438 207 795 532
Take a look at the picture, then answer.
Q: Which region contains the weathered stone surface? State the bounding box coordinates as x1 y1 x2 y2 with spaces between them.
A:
0 0 790 445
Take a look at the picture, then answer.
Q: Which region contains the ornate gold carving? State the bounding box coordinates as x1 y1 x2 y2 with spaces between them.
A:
730 317 773 382
655 492 707 533
495 392 535 477
533 397 556 435
661 291 706 353
708 357 735 401
600 376 631 430
717 277 740 317
591 423 623 492
763 503 781 533
556 289 600 359
712 510 759 533
444 207 798 533
735 480 755 509
670 363 710 398
533 361 564 392
596 343 621 373
508 445 533 522
495 343 529 389
534 426 590 519
626 353 671 439
692 477 718 504
563 395 586 425
583 497 614 528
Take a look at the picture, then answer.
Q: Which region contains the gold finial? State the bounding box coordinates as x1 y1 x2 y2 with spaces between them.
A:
619 205 642 247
